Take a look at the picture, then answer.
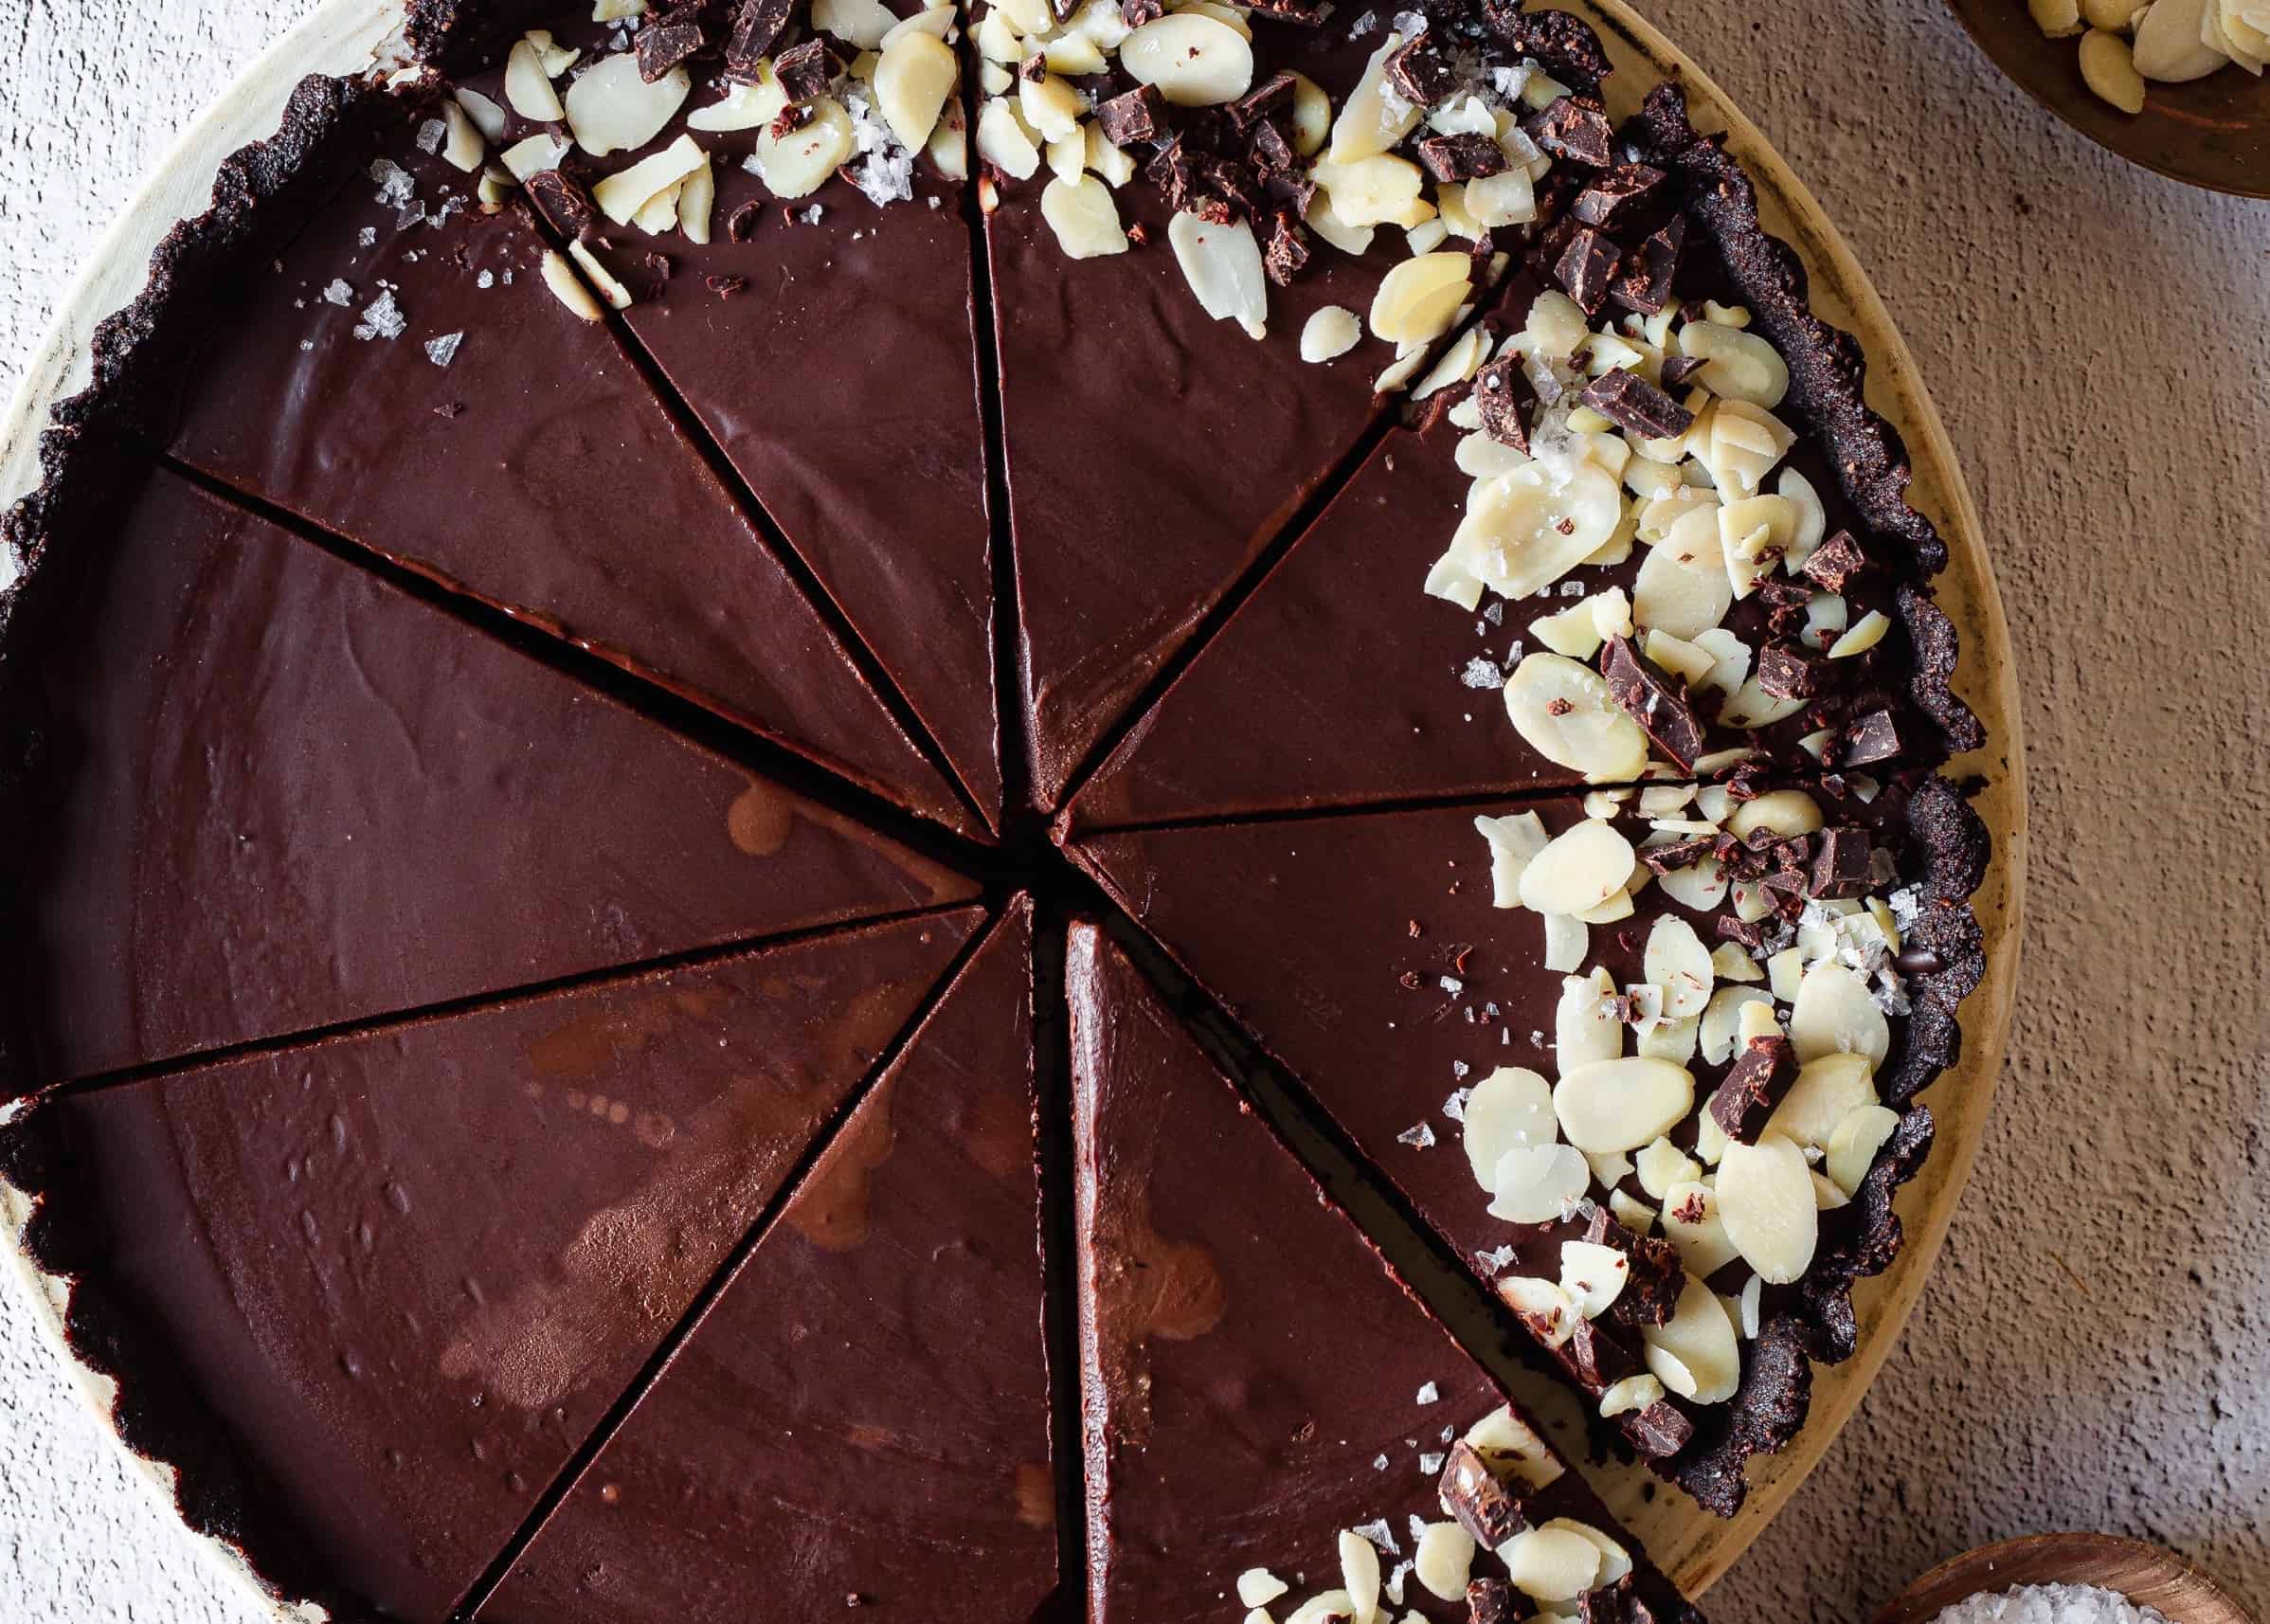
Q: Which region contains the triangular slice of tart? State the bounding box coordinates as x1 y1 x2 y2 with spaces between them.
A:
0 457 975 1084
57 78 969 830
478 899 1054 1624
451 9 1006 826
1067 923 1700 1623
1070 775 1986 1511
0 906 984 1624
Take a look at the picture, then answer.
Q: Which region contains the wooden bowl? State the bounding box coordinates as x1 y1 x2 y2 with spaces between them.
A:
1873 1534 2261 1624
1940 0 2270 198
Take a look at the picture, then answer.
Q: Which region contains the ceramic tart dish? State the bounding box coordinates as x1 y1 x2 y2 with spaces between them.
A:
0 0 2024 1619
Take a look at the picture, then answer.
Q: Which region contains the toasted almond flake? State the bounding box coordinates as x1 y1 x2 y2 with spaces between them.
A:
815 0 902 46
1767 1051 1879 1151
1462 1066 1557 1192
1120 11 1254 104
1553 1056 1695 1154
1788 961 1890 1073
539 249 604 320
1716 1133 1818 1283
502 132 571 181
1558 1239 1630 1318
1474 811 1549 905
1726 788 1824 842
592 134 708 224
1166 212 1268 337
1826 1103 1902 1195
1643 916 1714 1020
1326 30 1425 160
1038 172 1127 258
1340 1529 1383 1624
1644 1276 1740 1403
1461 1404 1563 1489
1413 1522 1476 1600
1500 1525 1602 1602
567 238 634 309
1301 305 1362 364
1488 1143 1591 1223
1598 1372 1664 1417
1633 504 1733 640
566 53 690 156
976 97 1041 179
1828 608 1891 658
689 71 789 132
874 29 960 151
505 39 567 121
1238 1570 1290 1608
756 97 856 198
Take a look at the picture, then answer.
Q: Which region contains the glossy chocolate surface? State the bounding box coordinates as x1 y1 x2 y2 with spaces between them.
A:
990 25 1414 812
5 908 982 1622
463 17 1004 825
482 900 1054 1623
0 464 974 1083
149 93 967 828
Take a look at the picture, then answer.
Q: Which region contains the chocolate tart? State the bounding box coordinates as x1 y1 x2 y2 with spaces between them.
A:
0 906 982 1621
0 0 2016 1614
477 899 1054 1622
1069 922 1699 1624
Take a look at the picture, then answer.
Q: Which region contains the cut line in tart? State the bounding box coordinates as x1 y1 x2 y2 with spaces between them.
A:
0 904 984 1622
476 897 1055 1623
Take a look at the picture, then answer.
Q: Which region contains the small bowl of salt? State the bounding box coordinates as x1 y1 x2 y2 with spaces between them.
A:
1873 1534 2257 1624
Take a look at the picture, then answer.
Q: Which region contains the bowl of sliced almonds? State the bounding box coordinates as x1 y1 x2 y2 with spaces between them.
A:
1940 0 2268 195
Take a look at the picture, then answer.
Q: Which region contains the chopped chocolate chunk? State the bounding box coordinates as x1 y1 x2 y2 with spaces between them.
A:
1580 1576 1660 1624
774 38 842 102
1809 827 1873 899
1578 370 1693 439
1572 163 1667 230
1755 641 1820 699
1262 210 1309 285
1120 0 1164 26
1707 1033 1797 1143
1611 213 1685 316
1757 580 1813 608
1585 1207 1682 1329
1437 1441 1527 1546
1480 4 1613 92
1623 1399 1695 1457
725 0 794 79
725 199 765 242
1471 355 1534 451
1601 635 1704 769
1227 70 1296 130
1416 132 1509 183
1248 117 1295 175
1468 1578 1514 1624
1244 0 1325 19
1017 52 1048 82
769 101 815 139
1203 155 1265 219
1801 530 1871 592
1553 226 1622 316
1559 1315 1642 1390
637 9 709 82
1658 352 1706 388
525 169 597 239
1384 36 1460 106
1529 95 1614 167
1640 835 1718 876
1840 706 1903 767
1716 914 1765 949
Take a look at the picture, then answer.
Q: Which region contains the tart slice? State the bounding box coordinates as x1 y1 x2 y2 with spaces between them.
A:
1068 923 1700 1623
0 906 984 1624
0 457 974 1085
1070 774 1986 1511
478 899 1054 1623
56 78 970 831
448 6 1006 826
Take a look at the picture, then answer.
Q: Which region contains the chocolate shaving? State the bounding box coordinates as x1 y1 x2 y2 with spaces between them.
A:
1601 635 1705 770
1262 211 1308 285
524 168 596 240
1416 133 1508 183
1578 370 1692 439
725 199 765 242
725 0 794 79
1706 1033 1797 1142
1437 1441 1527 1545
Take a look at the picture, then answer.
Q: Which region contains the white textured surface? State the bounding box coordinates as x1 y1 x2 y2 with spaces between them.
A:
0 2 2265 1622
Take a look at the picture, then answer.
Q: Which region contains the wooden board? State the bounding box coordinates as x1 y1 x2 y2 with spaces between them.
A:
0 0 2027 1613
1874 1533 2261 1624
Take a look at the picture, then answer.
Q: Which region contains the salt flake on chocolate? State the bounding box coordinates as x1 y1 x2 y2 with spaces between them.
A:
351 290 406 341
423 332 465 368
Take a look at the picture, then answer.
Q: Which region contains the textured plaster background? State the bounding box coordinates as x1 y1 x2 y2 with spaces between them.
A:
1 1 2265 1620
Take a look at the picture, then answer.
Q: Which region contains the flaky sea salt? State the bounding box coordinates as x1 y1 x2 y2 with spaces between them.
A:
415 117 447 153
1925 1584 2172 1624
1414 1381 1439 1405
322 279 354 306
1396 1122 1436 1149
423 332 465 368
351 290 406 341
1460 657 1504 690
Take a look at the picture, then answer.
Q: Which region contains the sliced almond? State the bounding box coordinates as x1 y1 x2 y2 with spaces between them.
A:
1286 69 1331 154
1284 1591 1357 1624
1659 1180 1739 1274
1643 1275 1740 1403
1716 1133 1818 1284
1414 1522 1477 1601
505 38 567 121
1609 1188 1658 1235
1500 1273 1580 1345
1711 942 1764 983
814 0 902 46
1019 67 1085 143
1777 466 1828 572
1339 1529 1382 1624
1325 31 1424 160
1462 1066 1557 1193
676 157 714 244
1829 608 1891 659
1040 173 1127 258
632 181 684 234
876 29 960 151
454 86 509 142
1702 398 1796 496
440 99 486 172
1826 1103 1902 1195
1726 788 1824 842
976 97 1041 179
1677 318 1789 408
1120 12 1253 104
1553 1057 1695 1155
1475 811 1549 906
566 239 633 309
1558 1239 1630 1318
754 98 856 198
539 249 604 320
1699 986 1774 1066
1541 911 1587 974
1767 1052 1880 1150
1300 304 1360 363
1462 1404 1564 1489
1465 166 1538 228
1517 820 1635 916
592 133 708 224
1499 1525 1602 1602
1788 961 1890 1074
1557 969 1622 1070
1598 1372 1665 1417
1633 504 1733 639
527 28 579 75
1656 852 1727 912
1638 1013 1698 1064
1238 1570 1290 1608
1550 1521 1632 1588
1634 1136 1701 1201
566 53 690 156
688 71 789 132
1643 917 1713 1020
1166 212 1268 337
501 132 571 180
1488 1143 1592 1223
1502 654 1648 782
